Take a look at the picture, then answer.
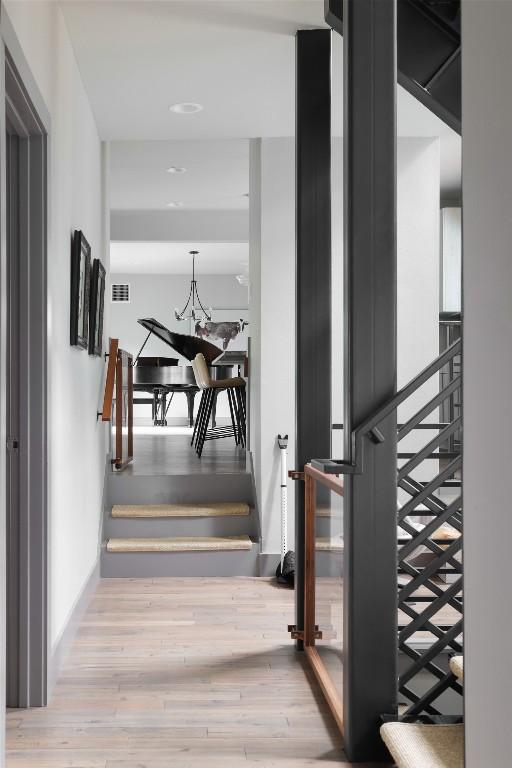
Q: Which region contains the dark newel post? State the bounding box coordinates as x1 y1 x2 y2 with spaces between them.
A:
295 29 332 649
342 0 398 760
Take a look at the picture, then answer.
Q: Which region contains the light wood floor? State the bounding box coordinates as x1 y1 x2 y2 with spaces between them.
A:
6 578 368 768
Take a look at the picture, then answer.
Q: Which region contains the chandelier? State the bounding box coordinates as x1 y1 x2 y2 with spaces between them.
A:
174 250 212 322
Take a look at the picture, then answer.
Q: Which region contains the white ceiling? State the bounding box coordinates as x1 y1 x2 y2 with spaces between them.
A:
60 0 325 140
110 241 249 274
110 139 249 210
61 0 461 205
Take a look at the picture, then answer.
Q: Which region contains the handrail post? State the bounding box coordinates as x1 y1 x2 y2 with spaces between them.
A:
303 472 316 648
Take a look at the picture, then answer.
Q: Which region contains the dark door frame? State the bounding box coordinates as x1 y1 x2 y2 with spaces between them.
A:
295 29 332 650
1 36 48 708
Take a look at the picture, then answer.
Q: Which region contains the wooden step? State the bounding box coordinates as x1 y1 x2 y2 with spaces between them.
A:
111 502 250 518
106 535 253 553
450 655 464 681
380 722 463 768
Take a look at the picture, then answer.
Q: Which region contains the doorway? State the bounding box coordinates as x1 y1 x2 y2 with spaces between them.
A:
4 51 48 708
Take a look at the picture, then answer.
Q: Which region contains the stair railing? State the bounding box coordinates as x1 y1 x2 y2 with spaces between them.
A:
313 337 461 476
99 338 134 470
99 338 119 421
300 336 463 726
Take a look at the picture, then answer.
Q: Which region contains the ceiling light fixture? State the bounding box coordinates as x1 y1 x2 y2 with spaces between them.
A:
174 251 212 322
167 166 187 174
169 102 203 114
166 201 184 208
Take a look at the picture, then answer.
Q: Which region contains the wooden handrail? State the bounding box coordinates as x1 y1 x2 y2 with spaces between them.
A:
304 463 344 496
100 338 119 422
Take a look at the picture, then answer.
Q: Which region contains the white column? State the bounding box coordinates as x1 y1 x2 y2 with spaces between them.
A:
249 138 296 560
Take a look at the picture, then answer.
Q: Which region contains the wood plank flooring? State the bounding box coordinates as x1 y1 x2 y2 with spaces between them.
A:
6 578 371 768
124 430 248 476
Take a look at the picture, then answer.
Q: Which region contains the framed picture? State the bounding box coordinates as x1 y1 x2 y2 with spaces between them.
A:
190 309 249 351
70 230 91 349
89 258 106 356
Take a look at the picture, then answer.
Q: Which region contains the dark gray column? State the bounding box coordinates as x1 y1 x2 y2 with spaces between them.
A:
295 29 332 649
342 0 397 760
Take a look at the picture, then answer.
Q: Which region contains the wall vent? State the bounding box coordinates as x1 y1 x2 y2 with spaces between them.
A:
111 283 130 303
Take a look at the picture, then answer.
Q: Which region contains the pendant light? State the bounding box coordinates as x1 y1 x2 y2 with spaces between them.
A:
174 250 212 322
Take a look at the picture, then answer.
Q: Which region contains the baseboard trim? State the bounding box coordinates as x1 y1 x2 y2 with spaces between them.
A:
258 552 280 577
47 557 100 699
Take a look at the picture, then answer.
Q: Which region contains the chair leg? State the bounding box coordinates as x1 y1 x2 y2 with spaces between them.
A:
195 388 211 455
234 386 246 446
227 388 239 445
197 389 210 445
191 389 206 446
197 388 214 458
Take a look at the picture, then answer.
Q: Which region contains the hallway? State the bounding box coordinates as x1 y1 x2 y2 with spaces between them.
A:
6 579 354 768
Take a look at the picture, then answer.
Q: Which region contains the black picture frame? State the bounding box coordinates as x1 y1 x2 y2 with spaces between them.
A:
89 258 106 356
70 230 91 349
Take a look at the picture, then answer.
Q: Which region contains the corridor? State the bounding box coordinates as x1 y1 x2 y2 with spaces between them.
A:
6 579 351 768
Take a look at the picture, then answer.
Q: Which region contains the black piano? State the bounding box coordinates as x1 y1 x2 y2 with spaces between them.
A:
133 318 238 427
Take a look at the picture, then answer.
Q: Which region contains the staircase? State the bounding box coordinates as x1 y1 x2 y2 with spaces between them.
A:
101 469 259 577
381 655 465 768
326 0 461 133
380 721 463 768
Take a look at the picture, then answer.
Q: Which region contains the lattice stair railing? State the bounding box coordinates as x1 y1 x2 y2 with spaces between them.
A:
317 338 463 723
396 338 462 721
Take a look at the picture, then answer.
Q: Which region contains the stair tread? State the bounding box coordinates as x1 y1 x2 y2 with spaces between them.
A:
380 723 464 768
450 655 464 681
111 502 250 519
106 535 253 553
315 507 342 518
315 537 344 553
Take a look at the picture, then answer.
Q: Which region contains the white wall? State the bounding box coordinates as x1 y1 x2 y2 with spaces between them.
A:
109 272 248 359
111 209 248 243
441 207 462 312
109 271 248 421
249 138 296 555
397 139 440 389
4 1 108 650
462 2 512 765
332 138 440 468
251 135 440 556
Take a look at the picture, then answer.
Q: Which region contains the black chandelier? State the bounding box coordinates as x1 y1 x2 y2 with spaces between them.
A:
174 250 212 322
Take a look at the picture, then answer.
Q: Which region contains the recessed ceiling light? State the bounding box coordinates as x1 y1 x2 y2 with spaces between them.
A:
167 166 187 174
169 102 203 115
166 201 184 208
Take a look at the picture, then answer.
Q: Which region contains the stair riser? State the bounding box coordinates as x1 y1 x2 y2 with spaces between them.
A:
108 472 254 506
101 545 259 577
104 513 258 539
315 517 343 538
316 552 344 578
